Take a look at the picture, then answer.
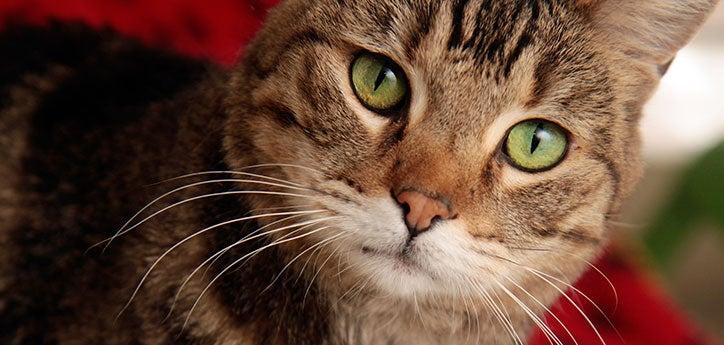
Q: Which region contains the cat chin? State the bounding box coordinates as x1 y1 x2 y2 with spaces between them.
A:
339 222 492 301
345 248 498 303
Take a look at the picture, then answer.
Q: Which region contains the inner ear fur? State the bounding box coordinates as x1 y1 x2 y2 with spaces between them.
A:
577 0 719 66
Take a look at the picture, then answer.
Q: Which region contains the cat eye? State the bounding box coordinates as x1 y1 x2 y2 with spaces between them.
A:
350 52 408 113
504 120 568 172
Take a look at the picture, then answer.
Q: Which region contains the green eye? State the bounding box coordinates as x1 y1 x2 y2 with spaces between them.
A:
351 53 408 112
505 120 568 172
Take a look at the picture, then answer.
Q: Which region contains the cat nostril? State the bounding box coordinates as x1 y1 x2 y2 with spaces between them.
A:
394 190 453 236
430 215 442 226
400 202 411 215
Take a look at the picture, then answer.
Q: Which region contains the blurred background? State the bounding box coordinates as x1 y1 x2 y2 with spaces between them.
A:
624 3 724 338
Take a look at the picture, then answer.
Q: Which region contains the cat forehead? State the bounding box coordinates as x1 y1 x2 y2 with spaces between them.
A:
313 0 607 120
314 0 587 53
308 0 601 97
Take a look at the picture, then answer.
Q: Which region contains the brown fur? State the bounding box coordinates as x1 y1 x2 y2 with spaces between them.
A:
1 1 719 344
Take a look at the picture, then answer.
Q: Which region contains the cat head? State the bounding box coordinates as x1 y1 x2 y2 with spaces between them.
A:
223 0 717 315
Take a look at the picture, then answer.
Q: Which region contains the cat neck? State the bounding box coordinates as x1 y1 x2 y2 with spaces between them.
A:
328 293 534 345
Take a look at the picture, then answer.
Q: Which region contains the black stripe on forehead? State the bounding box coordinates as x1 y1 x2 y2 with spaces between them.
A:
448 0 472 50
447 0 546 81
404 2 443 60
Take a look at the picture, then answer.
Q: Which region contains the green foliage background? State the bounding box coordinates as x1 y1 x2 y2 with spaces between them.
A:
644 141 724 268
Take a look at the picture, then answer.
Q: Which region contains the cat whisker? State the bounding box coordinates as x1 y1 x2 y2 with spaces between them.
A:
493 279 562 345
412 292 427 330
182 221 340 330
302 238 348 305
229 225 345 288
154 163 324 188
98 189 319 252
243 204 316 216
502 276 579 345
507 245 619 310
523 267 610 345
529 266 620 340
489 284 525 345
453 280 474 341
461 284 475 342
332 260 356 279
467 278 523 345
349 270 374 301
262 232 348 294
340 269 373 302
166 216 337 318
115 209 327 320
490 253 609 345
336 277 363 304
149 170 307 188
461 277 482 344
200 212 315 277
93 179 313 252
332 258 378 304
295 233 342 286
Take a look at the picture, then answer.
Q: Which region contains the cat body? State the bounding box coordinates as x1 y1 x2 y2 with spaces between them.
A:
0 0 718 344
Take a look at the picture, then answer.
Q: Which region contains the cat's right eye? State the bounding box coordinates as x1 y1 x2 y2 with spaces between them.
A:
504 120 569 172
350 52 408 113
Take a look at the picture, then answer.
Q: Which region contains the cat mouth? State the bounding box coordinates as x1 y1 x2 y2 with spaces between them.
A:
361 245 424 273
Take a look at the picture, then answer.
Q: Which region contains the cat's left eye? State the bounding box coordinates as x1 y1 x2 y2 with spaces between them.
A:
504 120 569 172
350 52 408 113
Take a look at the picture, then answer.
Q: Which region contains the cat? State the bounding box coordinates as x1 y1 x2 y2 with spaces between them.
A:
0 0 719 344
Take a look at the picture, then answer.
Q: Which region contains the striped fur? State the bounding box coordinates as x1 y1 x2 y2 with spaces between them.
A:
1 1 719 344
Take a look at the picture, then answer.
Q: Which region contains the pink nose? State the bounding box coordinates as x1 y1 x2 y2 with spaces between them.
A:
395 190 453 235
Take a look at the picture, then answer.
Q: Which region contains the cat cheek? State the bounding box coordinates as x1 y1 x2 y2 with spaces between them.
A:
351 106 389 138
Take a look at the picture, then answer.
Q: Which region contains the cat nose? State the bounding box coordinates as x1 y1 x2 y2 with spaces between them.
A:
395 190 454 237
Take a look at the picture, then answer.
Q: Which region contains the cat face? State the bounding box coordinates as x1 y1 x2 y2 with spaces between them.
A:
224 0 717 310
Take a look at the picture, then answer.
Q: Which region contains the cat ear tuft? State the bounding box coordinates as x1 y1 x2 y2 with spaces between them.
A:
583 0 720 67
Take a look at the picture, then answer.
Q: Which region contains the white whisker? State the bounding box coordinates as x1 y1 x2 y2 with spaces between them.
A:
528 266 619 337
469 279 523 345
295 234 337 286
93 179 312 252
263 232 347 294
167 217 337 317
508 245 619 310
455 280 474 342
523 267 608 345
115 210 327 320
150 170 307 188
489 284 525 345
412 292 426 329
461 277 482 344
503 276 578 345
243 204 315 216
201 213 314 277
182 223 338 329
302 238 347 304
99 190 316 250
493 279 562 345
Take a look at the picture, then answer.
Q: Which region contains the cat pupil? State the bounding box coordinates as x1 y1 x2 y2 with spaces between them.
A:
373 67 392 91
530 124 543 153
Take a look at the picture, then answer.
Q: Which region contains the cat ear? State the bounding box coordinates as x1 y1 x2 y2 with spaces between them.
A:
578 0 719 70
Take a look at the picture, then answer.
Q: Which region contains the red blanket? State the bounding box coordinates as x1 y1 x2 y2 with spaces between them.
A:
0 1 711 344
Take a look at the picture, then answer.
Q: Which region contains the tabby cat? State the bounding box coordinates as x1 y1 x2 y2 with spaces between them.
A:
0 0 719 344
